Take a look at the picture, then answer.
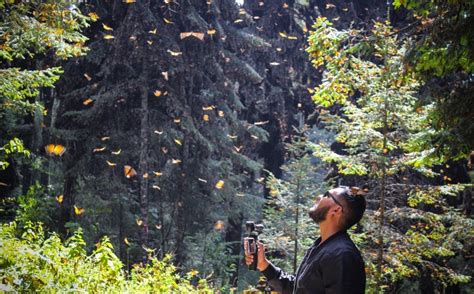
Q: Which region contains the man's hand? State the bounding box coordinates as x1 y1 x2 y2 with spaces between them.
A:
244 240 269 272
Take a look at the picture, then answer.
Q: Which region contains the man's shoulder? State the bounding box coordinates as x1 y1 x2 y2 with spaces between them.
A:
321 235 362 259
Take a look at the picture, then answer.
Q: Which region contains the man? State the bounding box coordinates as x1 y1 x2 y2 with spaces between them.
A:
245 186 366 293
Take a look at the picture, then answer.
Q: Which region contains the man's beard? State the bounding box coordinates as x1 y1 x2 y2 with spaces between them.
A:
308 205 330 223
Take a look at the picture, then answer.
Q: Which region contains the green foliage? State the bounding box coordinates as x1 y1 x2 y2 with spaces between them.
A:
392 0 474 156
0 222 213 293
262 118 330 272
307 17 473 292
15 182 55 227
0 137 30 170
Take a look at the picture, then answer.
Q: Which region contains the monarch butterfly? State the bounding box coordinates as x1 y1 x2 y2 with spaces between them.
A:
124 165 137 178
74 205 85 215
45 144 66 156
180 32 205 41
56 195 64 204
214 220 225 230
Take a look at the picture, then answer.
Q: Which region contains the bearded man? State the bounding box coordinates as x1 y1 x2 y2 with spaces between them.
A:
245 186 367 294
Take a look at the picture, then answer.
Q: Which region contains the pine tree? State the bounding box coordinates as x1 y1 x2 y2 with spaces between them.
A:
262 113 331 273
306 17 473 292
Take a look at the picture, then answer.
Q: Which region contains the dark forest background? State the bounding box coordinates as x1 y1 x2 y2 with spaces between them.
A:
1 0 473 293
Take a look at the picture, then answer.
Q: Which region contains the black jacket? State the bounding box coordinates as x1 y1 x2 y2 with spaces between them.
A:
261 230 366 294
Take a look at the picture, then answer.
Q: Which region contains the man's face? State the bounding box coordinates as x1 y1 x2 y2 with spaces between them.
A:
308 188 344 224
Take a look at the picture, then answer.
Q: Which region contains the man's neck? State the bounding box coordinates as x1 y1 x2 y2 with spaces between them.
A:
319 222 343 243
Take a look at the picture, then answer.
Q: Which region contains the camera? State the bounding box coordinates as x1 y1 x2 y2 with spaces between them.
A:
244 221 264 271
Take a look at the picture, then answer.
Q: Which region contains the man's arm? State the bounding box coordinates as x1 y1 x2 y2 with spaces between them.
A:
320 250 366 294
260 261 295 294
245 241 295 294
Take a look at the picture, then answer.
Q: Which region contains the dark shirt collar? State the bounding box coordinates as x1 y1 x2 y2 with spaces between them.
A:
313 229 348 247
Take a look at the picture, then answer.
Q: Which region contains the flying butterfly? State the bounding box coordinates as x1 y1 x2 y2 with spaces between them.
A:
123 0 136 3
111 149 121 155
83 98 93 105
254 120 269 126
174 139 182 146
202 105 215 111
154 130 163 135
167 49 182 56
136 219 143 226
103 34 115 40
163 18 174 24
161 71 169 80
149 28 157 34
124 165 137 178
93 146 106 153
102 23 113 31
143 172 149 178
152 185 161 190
154 90 162 97
218 110 225 117
198 178 207 183
227 134 238 139
215 180 225 189
180 32 205 41
214 220 225 231
207 29 216 36
84 73 92 81
74 205 85 215
203 114 210 121
45 144 66 156
153 171 163 176
56 195 64 204
172 159 182 164
106 160 117 166
173 118 181 123
233 146 243 152
124 237 130 246
101 136 110 141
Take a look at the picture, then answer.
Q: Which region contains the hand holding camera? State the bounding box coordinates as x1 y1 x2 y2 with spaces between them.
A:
243 221 269 272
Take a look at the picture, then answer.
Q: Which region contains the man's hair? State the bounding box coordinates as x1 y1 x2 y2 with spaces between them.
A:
337 186 366 230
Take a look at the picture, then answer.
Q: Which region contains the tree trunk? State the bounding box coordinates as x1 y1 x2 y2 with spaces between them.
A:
139 86 149 250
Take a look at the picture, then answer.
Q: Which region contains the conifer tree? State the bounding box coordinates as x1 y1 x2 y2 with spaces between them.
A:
262 113 331 273
306 17 473 292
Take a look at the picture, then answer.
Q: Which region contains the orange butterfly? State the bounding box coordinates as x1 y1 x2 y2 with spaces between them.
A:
74 205 85 215
124 165 137 178
215 180 224 189
45 144 66 156
180 32 205 41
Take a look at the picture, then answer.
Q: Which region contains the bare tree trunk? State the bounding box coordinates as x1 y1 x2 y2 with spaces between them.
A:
139 86 149 250
376 94 389 290
294 177 300 273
